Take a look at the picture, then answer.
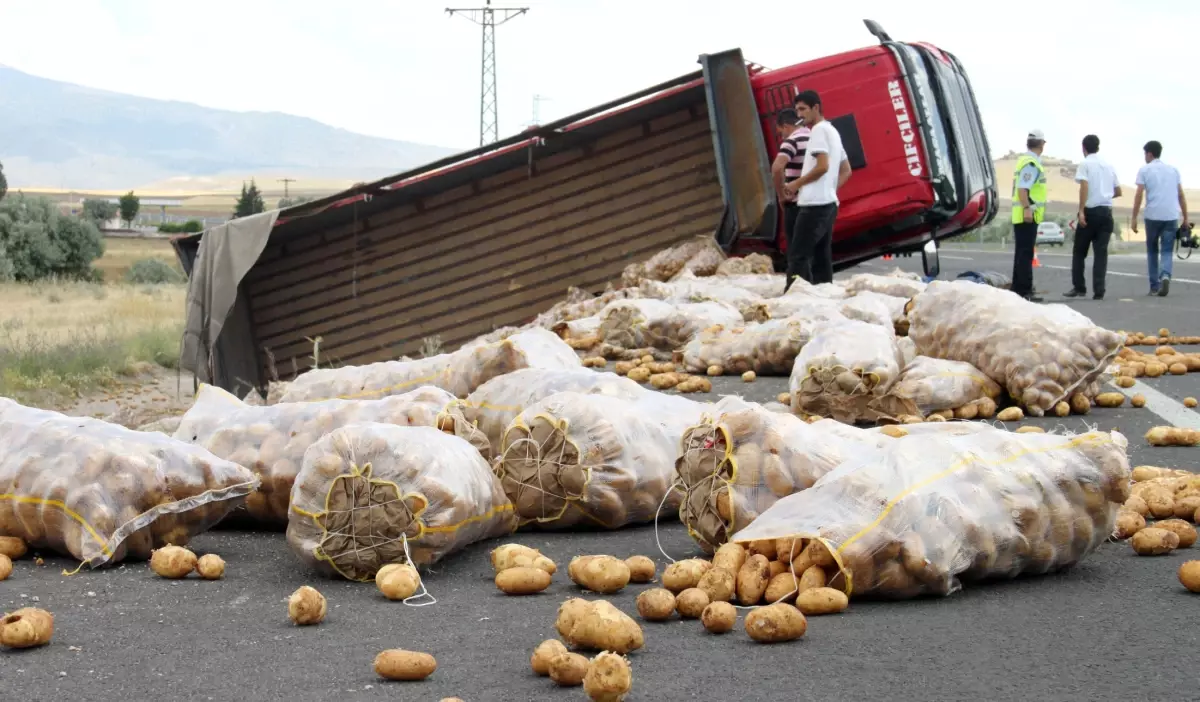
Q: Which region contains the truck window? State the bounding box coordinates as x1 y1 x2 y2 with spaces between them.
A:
829 114 866 171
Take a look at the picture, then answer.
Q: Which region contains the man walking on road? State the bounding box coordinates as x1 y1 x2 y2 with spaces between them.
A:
771 108 810 270
1132 140 1188 297
1011 130 1047 302
1065 134 1121 300
781 90 851 291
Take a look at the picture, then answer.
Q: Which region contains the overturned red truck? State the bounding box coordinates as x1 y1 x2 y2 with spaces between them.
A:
174 20 998 394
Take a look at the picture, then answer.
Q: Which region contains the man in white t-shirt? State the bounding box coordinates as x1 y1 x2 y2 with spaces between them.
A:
1065 134 1121 300
780 90 851 290
1132 140 1189 297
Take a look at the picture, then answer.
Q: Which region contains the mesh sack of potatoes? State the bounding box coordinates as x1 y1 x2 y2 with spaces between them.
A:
789 318 904 423
681 319 812 375
287 423 517 581
762 295 845 322
496 390 709 529
639 278 769 323
872 356 1001 418
715 253 775 276
838 293 896 328
783 280 849 300
697 271 786 298
597 299 743 352
620 236 725 287
551 316 603 351
730 425 1131 599
908 280 1124 416
676 396 880 553
0 398 259 568
280 354 452 404
534 286 643 329
173 384 487 528
842 272 927 299
449 368 646 457
440 327 582 397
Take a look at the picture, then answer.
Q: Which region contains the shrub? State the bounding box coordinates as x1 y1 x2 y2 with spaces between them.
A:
0 195 105 281
157 220 204 234
125 258 185 284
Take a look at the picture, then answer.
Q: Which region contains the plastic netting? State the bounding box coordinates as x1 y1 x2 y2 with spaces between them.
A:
597 299 743 352
789 318 903 422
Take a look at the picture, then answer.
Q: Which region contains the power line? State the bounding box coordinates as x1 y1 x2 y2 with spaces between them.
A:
446 0 529 146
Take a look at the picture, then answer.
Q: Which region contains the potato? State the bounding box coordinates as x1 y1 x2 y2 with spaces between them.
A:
880 425 909 438
624 555 656 583
1179 561 1200 593
1015 426 1045 434
1116 376 1136 389
0 554 9 581
549 652 590 686
997 407 1024 422
1144 489 1176 519
556 598 593 639
531 639 568 676
662 558 711 593
1170 363 1189 376
582 356 607 368
1175 495 1200 521
1052 401 1071 417
1131 527 1180 556
1070 393 1091 415
1125 494 1150 517
1094 392 1125 408
635 588 676 621
288 585 327 625
196 554 225 580
711 542 747 575
747 539 778 561
0 607 54 649
1186 397 1198 408
373 649 437 681
777 392 792 405
764 572 798 603
150 545 198 579
1132 394 1146 408
768 560 788 578
975 396 997 419
797 565 827 593
742 371 757 383
701 601 737 634
491 543 556 574
744 602 807 643
1156 519 1198 548
569 555 631 594
0 536 27 560
627 367 652 383
496 566 552 595
736 554 771 605
675 588 710 618
1145 362 1168 378
376 563 421 600
707 364 724 377
697 567 735 603
562 600 644 654
1146 426 1200 447
583 651 633 702
1114 510 1146 539
795 587 849 615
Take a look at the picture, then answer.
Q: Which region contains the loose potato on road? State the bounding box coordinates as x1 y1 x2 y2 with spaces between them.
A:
584 651 632 702
1179 561 1200 593
0 607 54 649
0 554 10 581
558 599 644 654
1186 397 1199 408
764 572 799 603
1114 510 1146 539
1155 519 1198 548
0 536 27 560
1116 376 1136 389
1131 527 1180 556
150 545 197 579
635 588 676 622
1015 426 1045 434
701 601 737 633
662 558 711 593
288 586 327 625
491 544 556 575
711 542 747 574
744 602 807 643
531 639 568 676
549 653 590 686
196 554 226 580
1146 426 1200 447
1132 394 1147 408
1124 494 1150 517
742 371 757 382
1094 393 1125 408
675 588 710 618
795 587 849 615
736 554 770 605
374 649 437 681
377 563 422 600
697 567 735 602
569 555 631 594
997 407 1024 422
624 556 656 583
496 566 552 595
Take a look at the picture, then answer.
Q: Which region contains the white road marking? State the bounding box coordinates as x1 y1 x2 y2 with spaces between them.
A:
939 254 973 261
1040 264 1200 284
1108 379 1200 430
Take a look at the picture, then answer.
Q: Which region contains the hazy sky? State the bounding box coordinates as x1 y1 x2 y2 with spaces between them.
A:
2 0 1196 185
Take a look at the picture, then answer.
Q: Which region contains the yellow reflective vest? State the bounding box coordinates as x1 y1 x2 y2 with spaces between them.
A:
1011 153 1047 224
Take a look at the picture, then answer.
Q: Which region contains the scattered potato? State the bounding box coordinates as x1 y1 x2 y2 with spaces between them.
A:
0 607 54 649
975 396 997 418
558 599 644 654
744 602 807 643
1159 327 1171 337
1146 426 1200 447
583 651 632 702
1145 362 1168 378
1131 527 1180 556
997 407 1024 422
1125 494 1150 517
640 355 654 365
624 556 656 583
698 567 735 603
376 563 421 600
954 403 979 420
1175 495 1200 521
374 649 437 681
288 585 327 625
195 554 226 580
0 536 26 560
582 356 607 368
1170 363 1188 376
1156 519 1198 548
777 392 791 405
661 559 711 593
496 566 552 595
701 601 737 634
747 539 778 561
1094 392 1125 408
627 367 652 383
742 371 757 383
1131 394 1146 408
1116 376 1136 389
712 542 747 574
1069 393 1091 415
765 572 799 603
926 413 947 423
675 588 711 618
707 364 724 377
1186 397 1198 408
150 545 198 579
796 565 827 593
613 360 636 376
1053 401 1071 417
635 588 676 622
569 555 631 594
0 554 9 581
795 587 849 615
1114 510 1146 539
531 639 568 676
549 652 590 686
1015 426 1045 434
1179 561 1200 593
491 543 554 574
736 554 771 606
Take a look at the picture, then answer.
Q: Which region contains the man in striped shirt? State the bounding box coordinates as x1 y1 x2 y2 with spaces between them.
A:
772 109 811 256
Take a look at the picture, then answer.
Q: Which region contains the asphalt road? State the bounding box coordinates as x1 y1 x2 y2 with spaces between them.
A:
4 250 1200 702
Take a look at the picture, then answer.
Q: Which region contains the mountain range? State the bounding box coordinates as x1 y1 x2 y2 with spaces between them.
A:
0 64 457 191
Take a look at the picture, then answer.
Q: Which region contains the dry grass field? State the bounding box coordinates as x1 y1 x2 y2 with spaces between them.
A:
95 236 182 281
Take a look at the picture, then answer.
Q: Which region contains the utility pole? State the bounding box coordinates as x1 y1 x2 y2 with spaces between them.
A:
521 94 550 130
277 178 296 199
446 0 529 146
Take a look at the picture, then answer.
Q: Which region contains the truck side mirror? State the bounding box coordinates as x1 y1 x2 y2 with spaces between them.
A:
922 239 940 278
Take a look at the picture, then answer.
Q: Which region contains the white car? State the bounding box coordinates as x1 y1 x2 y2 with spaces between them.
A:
1036 222 1065 247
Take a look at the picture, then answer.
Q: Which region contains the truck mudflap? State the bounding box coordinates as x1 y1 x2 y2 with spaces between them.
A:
699 48 777 251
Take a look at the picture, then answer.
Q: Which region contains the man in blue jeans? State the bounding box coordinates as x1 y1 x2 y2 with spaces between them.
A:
1132 140 1189 297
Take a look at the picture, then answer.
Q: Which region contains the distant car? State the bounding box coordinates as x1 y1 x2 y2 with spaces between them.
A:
1036 222 1065 247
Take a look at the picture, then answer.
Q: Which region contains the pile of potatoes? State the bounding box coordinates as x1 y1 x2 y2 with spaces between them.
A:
175 384 488 527
715 253 774 276
908 280 1123 416
551 316 603 351
495 391 706 529
607 354 712 394
790 318 904 423
1123 328 1200 347
287 424 518 581
1113 465 1200 555
0 399 258 567
440 327 583 398
680 319 811 376
597 299 744 353
675 397 867 553
728 426 1131 599
1113 344 1200 380
620 235 726 287
842 272 927 300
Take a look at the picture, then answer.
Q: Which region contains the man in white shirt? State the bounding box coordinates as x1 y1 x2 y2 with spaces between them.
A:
1132 140 1189 297
780 90 851 290
1065 134 1121 300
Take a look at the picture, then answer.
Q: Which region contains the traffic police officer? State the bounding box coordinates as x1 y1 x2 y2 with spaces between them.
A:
1011 129 1047 302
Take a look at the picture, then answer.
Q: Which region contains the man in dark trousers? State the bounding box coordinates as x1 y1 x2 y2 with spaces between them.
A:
781 90 851 290
771 108 810 266
1011 129 1047 302
1065 134 1120 300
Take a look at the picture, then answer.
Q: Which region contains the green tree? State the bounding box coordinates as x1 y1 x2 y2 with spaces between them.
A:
0 194 105 281
233 180 266 218
82 198 119 225
118 191 140 227
0 159 7 202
